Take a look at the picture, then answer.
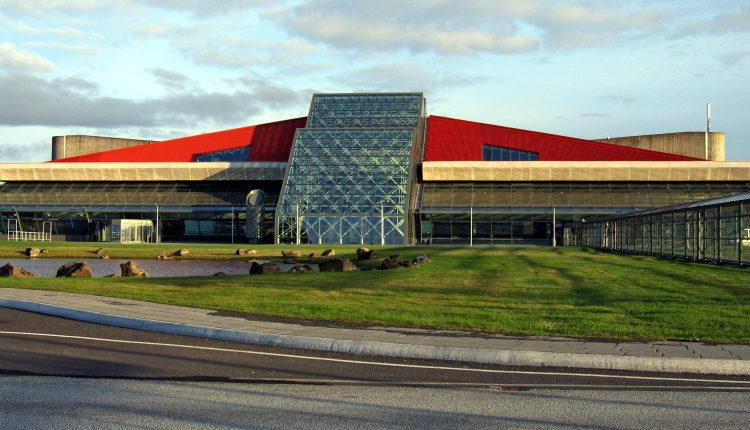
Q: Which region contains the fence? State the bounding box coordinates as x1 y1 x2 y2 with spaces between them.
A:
579 192 750 266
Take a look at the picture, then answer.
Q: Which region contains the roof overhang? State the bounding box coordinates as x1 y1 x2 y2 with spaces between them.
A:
422 161 750 182
0 162 287 182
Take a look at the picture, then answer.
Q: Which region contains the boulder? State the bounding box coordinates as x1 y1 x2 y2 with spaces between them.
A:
0 263 35 277
308 252 317 258
99 255 110 259
174 249 190 257
389 254 401 260
321 249 335 257
412 255 431 264
380 258 403 270
156 251 174 260
235 249 256 256
281 250 301 258
319 258 358 272
120 261 148 277
56 262 93 278
25 248 40 258
94 248 105 255
249 261 280 274
40 249 49 254
356 247 376 260
290 264 314 273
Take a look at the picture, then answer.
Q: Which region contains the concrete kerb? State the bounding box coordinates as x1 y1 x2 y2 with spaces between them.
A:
1 298 749 376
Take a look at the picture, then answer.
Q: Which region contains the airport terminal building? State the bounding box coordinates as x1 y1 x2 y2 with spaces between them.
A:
0 92 748 245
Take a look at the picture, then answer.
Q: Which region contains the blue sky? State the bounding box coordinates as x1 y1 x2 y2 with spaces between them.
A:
0 0 748 161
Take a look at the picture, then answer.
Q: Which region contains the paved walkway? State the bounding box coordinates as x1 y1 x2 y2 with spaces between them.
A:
1 288 748 375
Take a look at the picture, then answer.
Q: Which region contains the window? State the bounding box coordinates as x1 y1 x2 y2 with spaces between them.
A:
194 145 251 162
482 144 539 161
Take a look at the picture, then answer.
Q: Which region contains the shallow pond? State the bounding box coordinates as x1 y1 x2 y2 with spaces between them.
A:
3 258 260 278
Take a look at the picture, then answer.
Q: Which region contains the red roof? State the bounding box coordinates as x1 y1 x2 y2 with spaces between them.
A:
53 117 307 163
425 116 699 161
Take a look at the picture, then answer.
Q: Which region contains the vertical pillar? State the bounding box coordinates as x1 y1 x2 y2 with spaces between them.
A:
295 203 300 246
552 207 556 247
469 206 473 247
380 201 385 246
155 204 159 244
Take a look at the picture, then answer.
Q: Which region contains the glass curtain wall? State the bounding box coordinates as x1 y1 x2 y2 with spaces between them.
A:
276 93 424 245
579 193 750 266
419 181 750 246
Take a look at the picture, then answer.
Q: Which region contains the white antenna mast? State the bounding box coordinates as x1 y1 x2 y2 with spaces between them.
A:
705 103 711 160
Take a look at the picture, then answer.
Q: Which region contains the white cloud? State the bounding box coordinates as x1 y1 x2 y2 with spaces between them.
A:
148 67 190 91
0 43 56 72
0 72 302 128
267 0 539 55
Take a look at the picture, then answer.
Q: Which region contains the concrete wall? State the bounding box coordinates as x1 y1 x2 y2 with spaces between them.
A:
51 135 155 160
593 132 725 161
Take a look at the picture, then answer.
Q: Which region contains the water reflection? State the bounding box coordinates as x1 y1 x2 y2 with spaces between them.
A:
3 258 255 278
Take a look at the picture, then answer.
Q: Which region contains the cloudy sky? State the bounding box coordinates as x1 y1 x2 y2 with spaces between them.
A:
0 0 748 161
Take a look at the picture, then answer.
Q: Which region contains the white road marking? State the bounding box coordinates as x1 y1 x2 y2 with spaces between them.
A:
1 330 748 385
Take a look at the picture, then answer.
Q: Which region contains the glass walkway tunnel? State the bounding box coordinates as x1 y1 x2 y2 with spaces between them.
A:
579 192 750 266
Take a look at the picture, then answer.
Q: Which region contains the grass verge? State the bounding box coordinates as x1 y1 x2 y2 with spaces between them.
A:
1 241 748 343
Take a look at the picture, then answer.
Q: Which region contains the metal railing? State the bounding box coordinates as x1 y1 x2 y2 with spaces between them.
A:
7 219 53 242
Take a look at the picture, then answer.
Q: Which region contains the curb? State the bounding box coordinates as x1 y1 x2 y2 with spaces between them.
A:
2 298 749 376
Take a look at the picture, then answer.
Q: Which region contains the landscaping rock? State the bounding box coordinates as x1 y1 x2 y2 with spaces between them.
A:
156 251 174 260
235 249 256 256
319 258 358 272
412 255 431 264
120 261 148 277
0 263 35 277
249 261 280 274
56 262 93 278
356 247 376 260
174 249 190 257
281 250 301 258
380 258 403 270
308 252 317 258
322 249 335 257
40 249 49 254
25 248 40 258
290 264 314 273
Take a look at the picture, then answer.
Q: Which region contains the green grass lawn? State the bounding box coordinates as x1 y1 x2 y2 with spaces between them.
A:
1 241 748 343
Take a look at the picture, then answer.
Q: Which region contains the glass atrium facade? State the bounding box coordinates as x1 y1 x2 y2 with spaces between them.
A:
276 93 424 244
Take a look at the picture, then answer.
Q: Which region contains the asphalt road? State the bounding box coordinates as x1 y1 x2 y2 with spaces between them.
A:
1 307 750 389
2 377 750 430
3 308 750 429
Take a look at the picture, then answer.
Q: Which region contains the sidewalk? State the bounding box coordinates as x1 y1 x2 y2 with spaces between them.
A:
1 288 748 376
